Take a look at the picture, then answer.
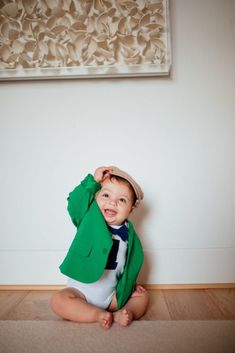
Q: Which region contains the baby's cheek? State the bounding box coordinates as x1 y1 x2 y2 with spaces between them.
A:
95 198 103 211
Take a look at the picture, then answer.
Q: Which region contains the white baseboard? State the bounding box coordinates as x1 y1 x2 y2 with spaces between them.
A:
138 248 235 284
0 283 235 291
0 248 235 285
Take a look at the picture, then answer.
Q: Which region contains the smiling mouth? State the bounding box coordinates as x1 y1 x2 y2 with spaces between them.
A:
104 209 117 217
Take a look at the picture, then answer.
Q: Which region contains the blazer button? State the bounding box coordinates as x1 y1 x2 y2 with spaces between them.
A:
102 248 108 254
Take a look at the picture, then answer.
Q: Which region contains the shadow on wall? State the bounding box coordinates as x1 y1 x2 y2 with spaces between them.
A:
129 201 152 284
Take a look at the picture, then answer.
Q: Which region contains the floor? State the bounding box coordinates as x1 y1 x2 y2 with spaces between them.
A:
0 289 235 321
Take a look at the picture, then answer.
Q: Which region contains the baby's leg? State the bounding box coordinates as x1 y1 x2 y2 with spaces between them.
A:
51 288 113 329
112 285 149 326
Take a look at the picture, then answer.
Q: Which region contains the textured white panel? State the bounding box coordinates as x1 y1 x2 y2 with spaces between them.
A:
0 248 235 285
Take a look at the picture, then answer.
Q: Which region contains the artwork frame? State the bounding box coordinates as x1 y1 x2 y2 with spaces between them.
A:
0 0 171 81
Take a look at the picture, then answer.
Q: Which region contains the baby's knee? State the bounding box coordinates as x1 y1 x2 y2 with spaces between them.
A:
50 290 70 314
138 289 150 311
141 289 150 306
132 287 149 301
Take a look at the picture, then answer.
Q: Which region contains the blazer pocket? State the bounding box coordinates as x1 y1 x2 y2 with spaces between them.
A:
73 241 92 257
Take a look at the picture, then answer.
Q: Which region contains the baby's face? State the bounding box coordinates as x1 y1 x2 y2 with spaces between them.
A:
95 178 134 226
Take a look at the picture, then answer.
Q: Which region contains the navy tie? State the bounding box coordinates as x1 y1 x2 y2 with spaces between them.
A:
108 224 129 242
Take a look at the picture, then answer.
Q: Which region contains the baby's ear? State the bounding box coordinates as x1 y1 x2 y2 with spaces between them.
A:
130 205 135 213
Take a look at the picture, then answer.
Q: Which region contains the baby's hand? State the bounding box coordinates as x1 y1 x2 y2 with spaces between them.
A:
94 166 113 183
131 284 147 298
135 284 146 293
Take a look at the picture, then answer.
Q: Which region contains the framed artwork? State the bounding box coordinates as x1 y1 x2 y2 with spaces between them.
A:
0 0 171 80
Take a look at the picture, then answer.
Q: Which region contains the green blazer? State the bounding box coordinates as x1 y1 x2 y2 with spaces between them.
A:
59 174 144 309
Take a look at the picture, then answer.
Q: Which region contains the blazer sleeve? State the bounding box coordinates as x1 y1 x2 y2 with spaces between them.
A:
67 174 101 228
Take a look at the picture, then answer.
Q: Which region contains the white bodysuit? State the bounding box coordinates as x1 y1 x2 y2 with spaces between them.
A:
67 224 128 309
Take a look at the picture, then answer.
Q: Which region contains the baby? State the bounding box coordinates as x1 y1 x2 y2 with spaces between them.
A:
51 166 149 328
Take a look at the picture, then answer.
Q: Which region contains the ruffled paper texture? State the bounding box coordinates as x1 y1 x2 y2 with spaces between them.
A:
0 0 169 70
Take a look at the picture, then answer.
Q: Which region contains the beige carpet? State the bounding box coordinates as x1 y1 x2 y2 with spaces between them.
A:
0 320 235 353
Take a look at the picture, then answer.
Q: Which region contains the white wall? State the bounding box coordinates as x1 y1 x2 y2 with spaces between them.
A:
1 0 235 285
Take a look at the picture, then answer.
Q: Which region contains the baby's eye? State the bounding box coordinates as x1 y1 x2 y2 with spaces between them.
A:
119 198 127 204
102 193 109 198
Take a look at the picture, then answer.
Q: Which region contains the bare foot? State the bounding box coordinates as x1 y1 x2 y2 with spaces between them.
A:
98 311 113 329
113 308 133 327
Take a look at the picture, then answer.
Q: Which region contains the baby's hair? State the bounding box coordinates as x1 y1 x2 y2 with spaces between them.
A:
109 175 137 206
